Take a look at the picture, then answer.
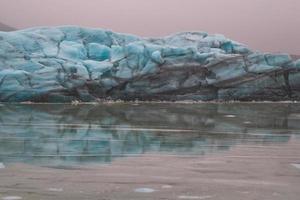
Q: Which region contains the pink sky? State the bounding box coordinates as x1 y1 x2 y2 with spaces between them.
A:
0 0 299 54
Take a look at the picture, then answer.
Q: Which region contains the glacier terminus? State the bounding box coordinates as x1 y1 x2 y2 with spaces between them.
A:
0 26 300 102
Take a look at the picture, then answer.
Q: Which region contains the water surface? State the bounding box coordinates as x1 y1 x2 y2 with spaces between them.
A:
0 103 299 166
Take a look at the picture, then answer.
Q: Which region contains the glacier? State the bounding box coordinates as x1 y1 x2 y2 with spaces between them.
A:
0 26 300 102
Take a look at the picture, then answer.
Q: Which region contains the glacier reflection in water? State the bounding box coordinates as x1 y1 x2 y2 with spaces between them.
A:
0 103 299 166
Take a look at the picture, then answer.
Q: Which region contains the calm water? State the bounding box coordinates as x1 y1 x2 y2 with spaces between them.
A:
0 103 299 166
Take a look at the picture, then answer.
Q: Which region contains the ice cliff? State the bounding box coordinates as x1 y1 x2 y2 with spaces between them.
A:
0 26 300 102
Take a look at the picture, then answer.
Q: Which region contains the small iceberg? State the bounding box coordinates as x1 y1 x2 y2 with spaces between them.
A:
0 163 5 169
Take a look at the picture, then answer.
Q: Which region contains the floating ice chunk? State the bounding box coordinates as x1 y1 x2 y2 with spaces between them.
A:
291 163 300 169
48 188 63 192
0 162 5 169
178 195 212 199
224 115 236 118
134 188 156 193
161 185 173 189
2 196 22 200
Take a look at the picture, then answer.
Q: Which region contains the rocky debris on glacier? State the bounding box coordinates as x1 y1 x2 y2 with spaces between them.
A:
0 26 300 102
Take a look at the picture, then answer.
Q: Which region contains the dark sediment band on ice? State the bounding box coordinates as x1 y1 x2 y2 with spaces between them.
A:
0 26 300 102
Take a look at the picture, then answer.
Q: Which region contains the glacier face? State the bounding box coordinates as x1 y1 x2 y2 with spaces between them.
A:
0 26 300 102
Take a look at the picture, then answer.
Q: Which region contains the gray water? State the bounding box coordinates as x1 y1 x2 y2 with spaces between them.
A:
0 103 299 166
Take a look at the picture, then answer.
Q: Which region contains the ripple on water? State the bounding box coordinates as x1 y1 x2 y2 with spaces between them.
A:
178 195 213 199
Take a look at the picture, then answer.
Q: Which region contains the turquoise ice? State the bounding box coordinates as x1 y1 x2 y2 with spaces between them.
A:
0 26 299 102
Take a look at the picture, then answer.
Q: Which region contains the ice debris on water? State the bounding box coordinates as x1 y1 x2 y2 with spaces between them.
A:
1 196 23 200
134 188 156 193
161 185 173 189
0 163 5 169
224 115 236 118
47 188 64 192
291 163 300 169
178 195 213 199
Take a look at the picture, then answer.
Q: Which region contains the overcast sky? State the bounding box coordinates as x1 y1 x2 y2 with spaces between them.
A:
0 0 299 54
